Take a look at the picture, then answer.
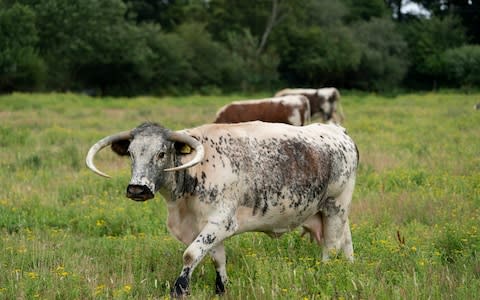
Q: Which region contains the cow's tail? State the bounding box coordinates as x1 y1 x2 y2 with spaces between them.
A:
304 96 311 125
336 101 345 123
334 89 345 123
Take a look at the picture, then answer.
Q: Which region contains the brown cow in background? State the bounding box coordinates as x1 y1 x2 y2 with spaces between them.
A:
275 87 344 124
214 95 310 126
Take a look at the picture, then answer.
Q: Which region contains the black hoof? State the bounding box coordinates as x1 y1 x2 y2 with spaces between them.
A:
170 276 189 298
215 271 226 295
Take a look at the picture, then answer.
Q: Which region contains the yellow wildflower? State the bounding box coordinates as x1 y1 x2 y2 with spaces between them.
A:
95 284 106 296
54 266 70 278
96 219 106 227
123 285 132 294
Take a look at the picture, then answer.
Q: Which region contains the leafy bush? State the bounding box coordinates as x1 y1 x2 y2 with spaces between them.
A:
175 22 245 92
402 15 467 89
0 3 45 92
343 0 389 22
277 25 361 86
225 29 280 92
442 45 480 88
33 0 157 95
144 31 194 95
350 18 408 91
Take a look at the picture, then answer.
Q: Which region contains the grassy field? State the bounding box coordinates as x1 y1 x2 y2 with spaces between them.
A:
0 92 479 299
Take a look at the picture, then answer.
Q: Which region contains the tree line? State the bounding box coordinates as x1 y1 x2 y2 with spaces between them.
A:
1 0 479 96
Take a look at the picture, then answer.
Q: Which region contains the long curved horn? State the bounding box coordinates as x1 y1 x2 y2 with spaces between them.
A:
85 130 132 178
164 131 205 172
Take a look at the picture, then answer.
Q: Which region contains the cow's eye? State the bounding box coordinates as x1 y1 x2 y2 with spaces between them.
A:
156 152 165 160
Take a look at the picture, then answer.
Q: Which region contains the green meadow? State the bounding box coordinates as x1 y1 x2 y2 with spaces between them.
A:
1 92 479 299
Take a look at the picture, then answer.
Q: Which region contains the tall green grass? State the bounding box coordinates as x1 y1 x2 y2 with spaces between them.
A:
1 92 479 299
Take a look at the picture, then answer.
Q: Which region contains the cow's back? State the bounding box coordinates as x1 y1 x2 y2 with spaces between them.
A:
181 122 358 228
192 122 357 179
214 96 309 126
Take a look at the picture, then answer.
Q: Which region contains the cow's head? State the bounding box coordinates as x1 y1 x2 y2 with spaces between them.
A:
317 89 339 122
86 122 204 201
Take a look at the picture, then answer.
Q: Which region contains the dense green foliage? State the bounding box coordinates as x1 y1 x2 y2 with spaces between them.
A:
0 3 45 91
442 45 480 88
351 18 408 91
0 92 479 299
402 15 467 89
0 0 479 95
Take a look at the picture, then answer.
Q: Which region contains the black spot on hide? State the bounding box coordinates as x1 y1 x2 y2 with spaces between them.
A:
175 171 198 197
202 233 216 244
225 218 234 231
209 186 219 203
322 197 341 217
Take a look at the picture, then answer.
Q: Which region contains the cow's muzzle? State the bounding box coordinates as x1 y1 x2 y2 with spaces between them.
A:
126 184 154 201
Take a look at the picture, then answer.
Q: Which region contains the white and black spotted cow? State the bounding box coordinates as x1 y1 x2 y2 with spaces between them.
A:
86 121 359 297
214 95 311 126
275 87 344 124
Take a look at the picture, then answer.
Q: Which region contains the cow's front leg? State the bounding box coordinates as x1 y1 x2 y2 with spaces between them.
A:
210 243 228 294
171 218 236 297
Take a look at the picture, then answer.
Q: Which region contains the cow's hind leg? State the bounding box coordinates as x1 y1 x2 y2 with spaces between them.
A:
210 243 228 294
322 180 355 261
342 218 353 260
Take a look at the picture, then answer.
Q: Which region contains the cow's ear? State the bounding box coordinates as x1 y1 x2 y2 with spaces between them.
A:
174 142 192 155
111 140 131 156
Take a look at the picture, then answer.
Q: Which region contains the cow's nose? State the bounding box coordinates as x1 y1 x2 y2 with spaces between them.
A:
126 184 154 201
